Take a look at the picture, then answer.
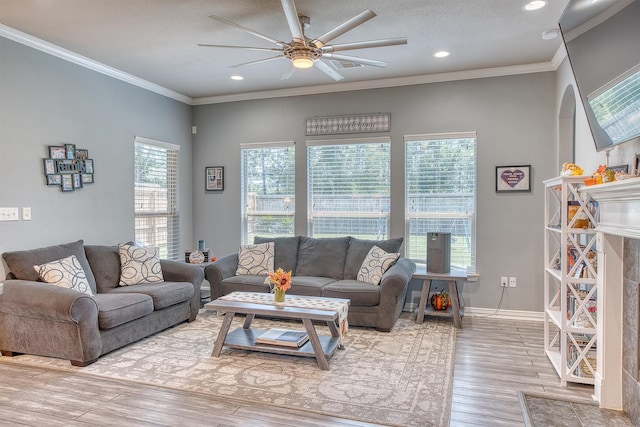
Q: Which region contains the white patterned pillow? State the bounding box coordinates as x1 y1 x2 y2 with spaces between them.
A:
34 255 94 296
118 244 164 286
357 245 400 286
235 242 275 275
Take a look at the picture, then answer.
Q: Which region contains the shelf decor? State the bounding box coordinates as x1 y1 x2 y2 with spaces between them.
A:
496 165 531 192
43 145 94 192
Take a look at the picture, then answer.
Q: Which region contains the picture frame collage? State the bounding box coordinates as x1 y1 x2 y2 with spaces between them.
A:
44 144 94 192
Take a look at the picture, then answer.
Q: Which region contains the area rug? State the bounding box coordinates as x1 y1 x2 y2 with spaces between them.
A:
518 391 634 427
0 311 455 427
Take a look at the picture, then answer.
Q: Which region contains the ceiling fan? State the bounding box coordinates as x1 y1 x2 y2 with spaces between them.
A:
198 0 407 81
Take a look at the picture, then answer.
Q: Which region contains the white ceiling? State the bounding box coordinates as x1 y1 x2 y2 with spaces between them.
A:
0 0 570 103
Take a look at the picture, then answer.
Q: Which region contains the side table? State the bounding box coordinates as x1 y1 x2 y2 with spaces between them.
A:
414 265 467 328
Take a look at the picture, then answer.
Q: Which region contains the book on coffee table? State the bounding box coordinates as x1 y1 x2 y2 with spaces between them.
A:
255 328 309 348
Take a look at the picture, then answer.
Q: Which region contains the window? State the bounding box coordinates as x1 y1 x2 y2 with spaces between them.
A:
405 133 477 272
134 137 180 260
241 142 295 244
307 138 390 238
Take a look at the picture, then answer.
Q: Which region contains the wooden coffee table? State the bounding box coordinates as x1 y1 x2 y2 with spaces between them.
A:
204 293 350 370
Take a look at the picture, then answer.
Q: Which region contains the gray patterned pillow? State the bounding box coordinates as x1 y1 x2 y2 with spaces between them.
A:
34 255 94 296
118 244 164 286
235 242 275 275
357 245 400 286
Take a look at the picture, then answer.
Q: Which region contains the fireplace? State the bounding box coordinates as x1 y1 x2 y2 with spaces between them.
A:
581 180 640 423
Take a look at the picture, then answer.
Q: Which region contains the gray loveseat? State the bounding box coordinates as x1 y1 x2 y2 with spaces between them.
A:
204 236 416 331
0 240 204 366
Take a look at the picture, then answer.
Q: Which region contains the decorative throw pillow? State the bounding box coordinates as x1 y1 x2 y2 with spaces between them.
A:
118 244 164 286
33 255 94 296
235 242 275 275
357 245 400 286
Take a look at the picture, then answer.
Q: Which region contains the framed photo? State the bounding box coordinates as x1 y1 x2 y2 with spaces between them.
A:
607 164 629 173
49 145 66 159
496 165 531 193
205 166 224 191
61 174 74 192
43 159 56 175
65 144 76 160
81 173 94 184
73 173 83 189
75 149 89 160
46 174 62 186
83 159 94 174
56 159 79 173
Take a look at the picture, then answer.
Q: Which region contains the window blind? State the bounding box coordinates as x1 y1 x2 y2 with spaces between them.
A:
134 137 180 260
404 134 477 272
307 138 390 239
241 142 295 244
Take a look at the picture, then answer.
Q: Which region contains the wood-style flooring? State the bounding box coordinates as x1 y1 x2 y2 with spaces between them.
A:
0 316 598 426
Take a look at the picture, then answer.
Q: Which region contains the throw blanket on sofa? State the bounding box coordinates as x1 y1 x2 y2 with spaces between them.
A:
219 291 349 344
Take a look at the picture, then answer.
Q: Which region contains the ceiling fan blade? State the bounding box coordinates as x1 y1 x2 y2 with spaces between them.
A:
322 37 407 53
312 10 376 48
198 44 283 53
281 66 296 80
230 55 285 68
322 53 388 68
314 60 344 81
208 15 286 47
280 0 305 43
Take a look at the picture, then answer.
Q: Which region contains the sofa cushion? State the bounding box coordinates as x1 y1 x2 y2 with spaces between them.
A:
85 244 123 293
290 276 337 297
236 242 274 275
357 246 400 286
2 240 97 293
295 236 351 280
344 237 404 280
34 255 94 296
109 282 194 311
322 280 381 306
254 236 300 273
221 275 271 295
92 293 154 330
118 244 164 286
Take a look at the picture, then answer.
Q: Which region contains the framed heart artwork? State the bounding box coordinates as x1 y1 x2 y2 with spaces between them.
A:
496 165 531 193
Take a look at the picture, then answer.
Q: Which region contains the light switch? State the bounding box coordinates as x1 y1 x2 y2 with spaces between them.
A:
0 207 19 221
22 207 31 221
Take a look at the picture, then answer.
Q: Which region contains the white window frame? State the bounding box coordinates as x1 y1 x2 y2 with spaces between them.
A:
133 136 180 260
404 132 477 273
240 141 296 244
306 137 391 239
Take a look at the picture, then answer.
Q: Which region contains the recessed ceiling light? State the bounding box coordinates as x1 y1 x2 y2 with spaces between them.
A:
523 0 548 11
230 75 244 81
541 29 559 40
434 51 450 58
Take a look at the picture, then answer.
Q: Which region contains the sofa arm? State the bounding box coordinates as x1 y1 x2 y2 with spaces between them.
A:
160 260 204 321
204 253 239 300
379 258 416 297
0 280 102 365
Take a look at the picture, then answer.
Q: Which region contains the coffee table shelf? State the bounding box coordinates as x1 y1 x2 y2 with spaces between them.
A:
223 327 341 358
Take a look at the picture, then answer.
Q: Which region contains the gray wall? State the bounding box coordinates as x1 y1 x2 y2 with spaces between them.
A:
0 37 194 279
193 72 558 312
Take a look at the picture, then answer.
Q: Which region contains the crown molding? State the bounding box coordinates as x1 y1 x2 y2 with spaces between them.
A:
192 61 558 105
0 24 193 105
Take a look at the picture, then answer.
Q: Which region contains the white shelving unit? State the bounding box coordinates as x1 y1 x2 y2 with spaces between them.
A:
543 176 599 386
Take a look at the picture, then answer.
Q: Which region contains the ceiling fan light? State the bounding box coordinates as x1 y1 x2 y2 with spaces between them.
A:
292 56 314 69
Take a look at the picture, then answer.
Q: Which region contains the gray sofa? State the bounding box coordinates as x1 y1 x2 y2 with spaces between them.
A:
0 240 204 366
204 236 416 331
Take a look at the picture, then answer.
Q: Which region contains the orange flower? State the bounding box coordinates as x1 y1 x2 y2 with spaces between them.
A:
268 268 292 292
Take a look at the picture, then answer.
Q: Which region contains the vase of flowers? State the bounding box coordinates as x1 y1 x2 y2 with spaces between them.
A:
266 268 292 303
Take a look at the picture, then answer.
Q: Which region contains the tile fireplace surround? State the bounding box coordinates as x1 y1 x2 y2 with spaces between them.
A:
580 179 640 425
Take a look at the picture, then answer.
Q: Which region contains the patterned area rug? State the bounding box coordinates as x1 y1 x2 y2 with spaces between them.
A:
518 391 634 427
0 311 455 427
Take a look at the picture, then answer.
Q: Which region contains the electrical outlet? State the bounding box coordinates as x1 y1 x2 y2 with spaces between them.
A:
501 276 508 287
22 207 31 221
0 207 19 221
509 277 517 287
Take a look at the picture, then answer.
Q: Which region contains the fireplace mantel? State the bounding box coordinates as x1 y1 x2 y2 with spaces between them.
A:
581 178 640 239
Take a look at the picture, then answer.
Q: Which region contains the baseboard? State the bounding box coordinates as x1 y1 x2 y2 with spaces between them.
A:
464 306 544 321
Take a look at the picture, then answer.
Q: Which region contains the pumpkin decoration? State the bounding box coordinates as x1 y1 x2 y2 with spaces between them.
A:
430 291 451 311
